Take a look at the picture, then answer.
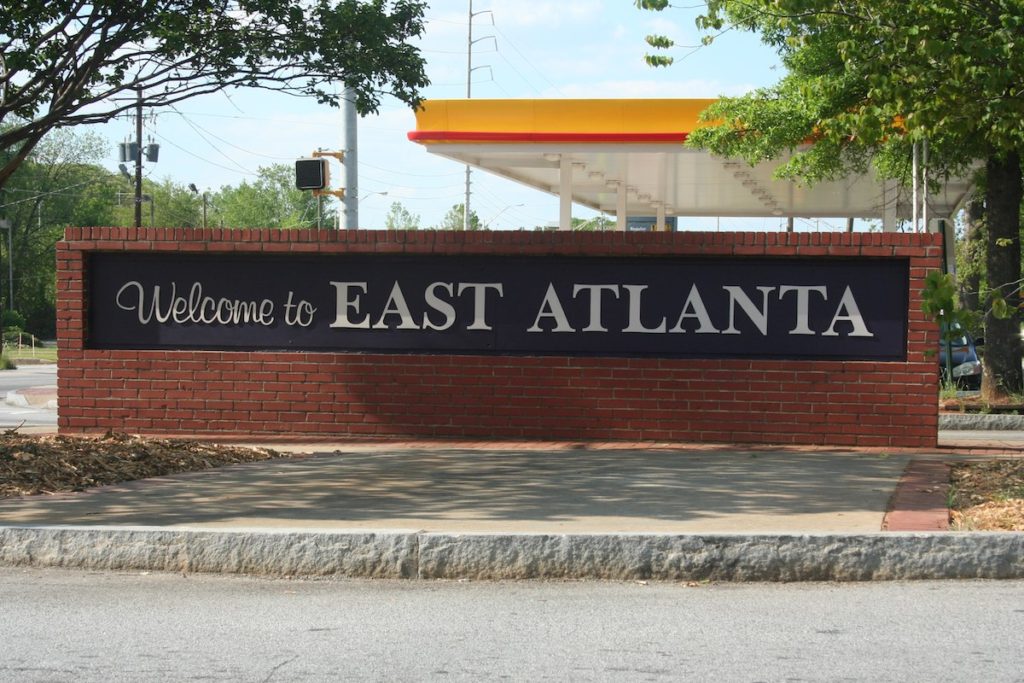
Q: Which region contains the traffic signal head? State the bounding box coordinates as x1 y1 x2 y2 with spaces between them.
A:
295 158 330 190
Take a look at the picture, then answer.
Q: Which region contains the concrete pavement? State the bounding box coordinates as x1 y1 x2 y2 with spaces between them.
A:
0 448 911 533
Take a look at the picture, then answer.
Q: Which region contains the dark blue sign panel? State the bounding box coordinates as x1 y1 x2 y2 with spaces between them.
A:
87 253 908 360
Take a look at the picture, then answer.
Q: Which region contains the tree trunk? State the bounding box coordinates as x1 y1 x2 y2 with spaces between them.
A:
981 151 1023 401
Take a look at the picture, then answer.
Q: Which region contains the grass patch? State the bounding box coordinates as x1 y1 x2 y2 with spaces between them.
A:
3 345 57 364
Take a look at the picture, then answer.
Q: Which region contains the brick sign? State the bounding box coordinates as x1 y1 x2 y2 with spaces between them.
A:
89 253 907 360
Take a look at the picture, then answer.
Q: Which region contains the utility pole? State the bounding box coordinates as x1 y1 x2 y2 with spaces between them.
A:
465 0 473 231
342 87 358 230
116 90 157 225
134 88 143 228
464 1 493 231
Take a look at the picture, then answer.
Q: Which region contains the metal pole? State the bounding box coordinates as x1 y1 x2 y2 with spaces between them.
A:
911 141 919 233
202 194 208 230
6 225 11 312
0 221 9 313
134 88 143 229
0 224 4 313
464 0 473 231
921 138 929 232
342 87 358 230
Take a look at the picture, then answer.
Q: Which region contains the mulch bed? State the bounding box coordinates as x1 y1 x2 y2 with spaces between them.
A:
949 459 1024 531
0 431 288 497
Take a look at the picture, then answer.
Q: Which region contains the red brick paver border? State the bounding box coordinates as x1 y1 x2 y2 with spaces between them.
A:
883 459 950 531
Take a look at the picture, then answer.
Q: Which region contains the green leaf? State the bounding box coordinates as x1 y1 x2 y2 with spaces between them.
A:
644 55 675 67
992 296 1010 319
645 34 675 49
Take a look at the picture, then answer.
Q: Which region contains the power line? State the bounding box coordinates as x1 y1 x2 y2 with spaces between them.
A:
0 178 99 210
360 160 463 179
170 105 253 175
359 170 465 192
492 24 565 97
167 110 296 162
150 129 257 178
493 48 543 96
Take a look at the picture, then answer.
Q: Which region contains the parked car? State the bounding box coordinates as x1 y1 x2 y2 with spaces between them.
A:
938 327 982 390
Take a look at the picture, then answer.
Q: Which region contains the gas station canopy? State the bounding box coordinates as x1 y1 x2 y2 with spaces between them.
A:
408 99 973 230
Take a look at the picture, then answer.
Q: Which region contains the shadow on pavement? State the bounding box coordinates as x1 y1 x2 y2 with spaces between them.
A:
0 448 909 533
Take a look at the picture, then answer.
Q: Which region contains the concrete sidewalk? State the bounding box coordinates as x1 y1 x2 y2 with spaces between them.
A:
0 448 908 534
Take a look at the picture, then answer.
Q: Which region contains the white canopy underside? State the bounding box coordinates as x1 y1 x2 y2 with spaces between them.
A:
427 142 973 221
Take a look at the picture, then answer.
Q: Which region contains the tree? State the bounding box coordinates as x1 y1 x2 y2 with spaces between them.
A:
638 0 1024 400
0 0 429 189
109 178 203 228
437 204 482 231
384 201 420 230
0 128 117 336
957 195 986 329
213 164 325 228
573 216 614 231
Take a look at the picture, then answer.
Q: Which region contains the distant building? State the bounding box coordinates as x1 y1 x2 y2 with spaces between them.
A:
628 217 677 232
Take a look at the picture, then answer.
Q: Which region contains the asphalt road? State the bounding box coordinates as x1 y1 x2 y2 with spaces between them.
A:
0 364 56 429
1 568 1022 681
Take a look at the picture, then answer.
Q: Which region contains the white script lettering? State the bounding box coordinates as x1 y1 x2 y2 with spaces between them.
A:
115 281 275 326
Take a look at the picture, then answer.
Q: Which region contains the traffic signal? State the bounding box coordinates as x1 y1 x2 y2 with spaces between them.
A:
295 158 330 190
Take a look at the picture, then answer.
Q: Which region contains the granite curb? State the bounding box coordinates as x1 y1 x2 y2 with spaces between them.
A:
2 526 1022 582
939 413 1024 430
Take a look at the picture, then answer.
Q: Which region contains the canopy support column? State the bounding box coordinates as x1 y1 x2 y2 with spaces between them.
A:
656 202 666 232
613 182 626 231
559 157 572 231
883 180 899 232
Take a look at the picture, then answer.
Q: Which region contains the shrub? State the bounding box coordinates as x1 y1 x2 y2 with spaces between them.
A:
1 309 26 331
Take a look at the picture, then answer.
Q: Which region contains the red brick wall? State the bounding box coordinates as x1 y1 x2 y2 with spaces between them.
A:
57 228 942 447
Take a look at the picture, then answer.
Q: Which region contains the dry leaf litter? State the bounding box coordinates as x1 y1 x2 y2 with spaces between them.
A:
1 431 286 497
949 459 1024 531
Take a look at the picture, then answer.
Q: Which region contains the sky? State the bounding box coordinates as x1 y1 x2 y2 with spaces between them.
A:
97 0 784 231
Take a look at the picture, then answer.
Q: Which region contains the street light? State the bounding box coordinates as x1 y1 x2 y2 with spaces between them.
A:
338 191 388 229
189 183 208 229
